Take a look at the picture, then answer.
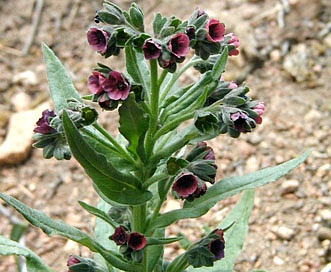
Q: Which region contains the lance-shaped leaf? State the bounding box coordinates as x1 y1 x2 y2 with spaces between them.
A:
0 193 142 272
147 150 310 231
119 93 149 156
62 111 152 205
185 189 255 272
125 46 150 93
0 235 54 272
42 43 82 114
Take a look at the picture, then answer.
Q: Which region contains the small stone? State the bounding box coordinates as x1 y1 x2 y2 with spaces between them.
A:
304 109 322 122
280 179 300 195
273 256 285 265
320 209 331 221
0 102 50 165
11 92 32 112
320 263 331 272
316 164 331 178
271 225 296 240
317 227 331 241
12 70 38 86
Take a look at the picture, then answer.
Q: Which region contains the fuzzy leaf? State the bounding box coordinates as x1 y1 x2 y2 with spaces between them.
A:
42 44 82 114
118 93 149 155
62 111 152 205
0 235 54 272
147 150 310 231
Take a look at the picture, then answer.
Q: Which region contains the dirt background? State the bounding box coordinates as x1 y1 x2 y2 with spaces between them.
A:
0 0 330 271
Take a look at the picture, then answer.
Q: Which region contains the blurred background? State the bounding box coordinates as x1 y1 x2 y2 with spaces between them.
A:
0 0 330 271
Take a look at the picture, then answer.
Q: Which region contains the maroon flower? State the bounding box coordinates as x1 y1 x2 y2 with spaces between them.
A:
33 109 56 134
172 172 199 198
88 71 105 95
67 255 80 272
191 182 207 199
226 33 240 56
102 71 130 100
111 226 128 245
142 39 162 60
87 27 110 54
168 33 190 58
252 101 265 124
197 142 215 160
205 19 225 43
208 229 225 260
127 232 147 251
230 112 251 133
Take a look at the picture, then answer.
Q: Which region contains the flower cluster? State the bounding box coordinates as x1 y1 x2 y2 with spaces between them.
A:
186 228 225 267
87 69 131 110
171 142 217 201
111 226 147 262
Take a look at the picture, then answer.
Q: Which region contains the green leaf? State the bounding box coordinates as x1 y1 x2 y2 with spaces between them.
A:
0 193 99 252
147 150 310 231
125 46 150 93
186 190 255 272
78 201 118 229
0 193 141 272
146 228 164 272
0 235 54 272
41 43 82 114
118 93 149 156
62 111 152 205
93 198 118 272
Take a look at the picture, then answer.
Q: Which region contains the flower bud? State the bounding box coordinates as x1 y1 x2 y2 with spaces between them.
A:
252 101 265 124
226 32 240 56
88 71 106 95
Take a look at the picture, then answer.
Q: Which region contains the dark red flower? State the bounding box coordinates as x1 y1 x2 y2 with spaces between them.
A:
168 33 190 58
191 182 207 198
208 229 225 260
142 39 162 60
87 27 109 54
67 255 80 272
111 226 128 245
172 172 199 198
88 71 105 95
127 232 147 251
226 33 240 56
230 112 251 133
205 19 225 43
33 109 56 134
102 71 130 100
197 142 215 160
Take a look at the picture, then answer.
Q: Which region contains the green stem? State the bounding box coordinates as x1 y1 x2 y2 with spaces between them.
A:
154 111 194 139
145 177 173 236
144 59 159 158
132 204 146 233
166 253 189 272
159 56 200 103
92 123 138 167
157 69 168 88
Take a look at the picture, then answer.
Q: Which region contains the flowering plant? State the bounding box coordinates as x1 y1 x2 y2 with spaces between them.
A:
0 2 309 272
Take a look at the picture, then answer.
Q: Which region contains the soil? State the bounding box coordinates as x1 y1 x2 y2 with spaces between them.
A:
0 0 331 271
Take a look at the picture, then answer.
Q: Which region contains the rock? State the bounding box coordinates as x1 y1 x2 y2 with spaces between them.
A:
271 225 296 240
12 70 38 86
320 263 331 272
317 227 331 241
320 209 331 222
316 164 331 178
280 179 300 195
283 43 318 84
273 256 285 265
10 92 32 112
0 102 50 165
